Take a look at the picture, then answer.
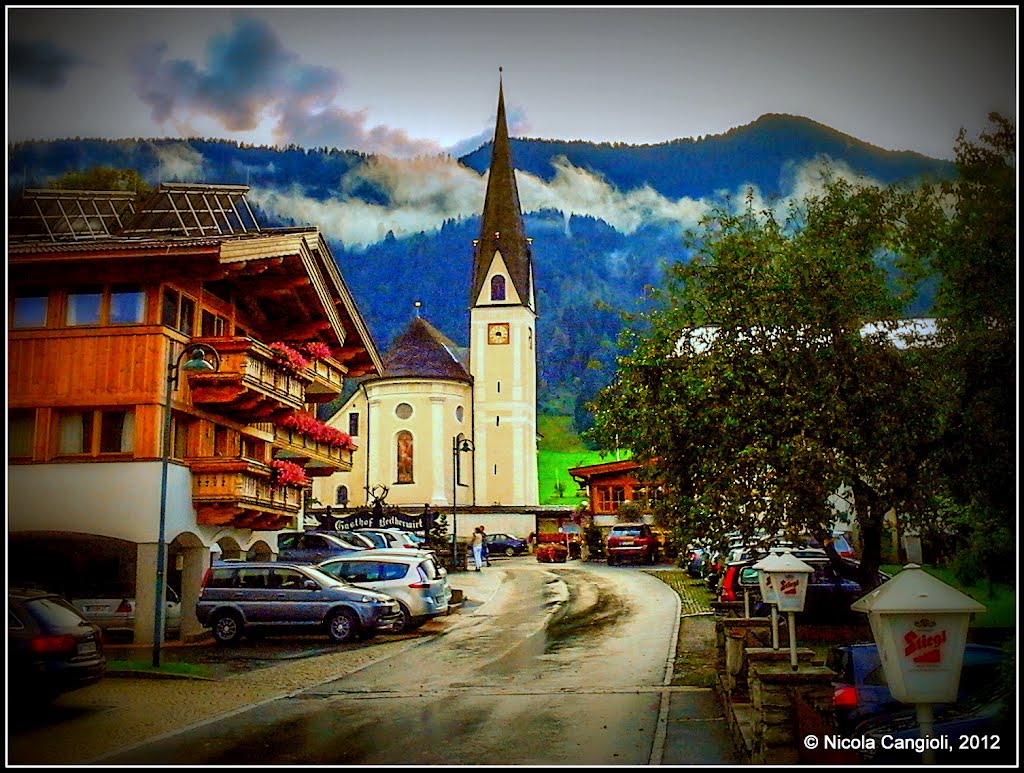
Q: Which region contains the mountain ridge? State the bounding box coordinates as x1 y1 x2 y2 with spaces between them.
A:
7 114 956 435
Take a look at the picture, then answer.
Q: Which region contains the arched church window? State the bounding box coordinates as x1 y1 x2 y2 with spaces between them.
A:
336 486 349 506
396 430 414 484
490 275 506 301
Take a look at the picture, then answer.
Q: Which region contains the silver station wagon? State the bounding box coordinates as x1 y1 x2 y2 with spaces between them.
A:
196 561 403 644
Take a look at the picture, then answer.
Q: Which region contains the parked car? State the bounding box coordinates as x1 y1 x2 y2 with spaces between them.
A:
606 523 660 566
854 682 1015 765
70 585 181 641
196 561 403 644
316 554 452 632
276 531 367 563
717 552 887 622
355 528 424 551
828 642 1006 733
9 587 106 705
484 533 529 557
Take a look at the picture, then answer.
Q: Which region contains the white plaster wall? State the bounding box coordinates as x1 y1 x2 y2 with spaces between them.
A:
8 462 277 552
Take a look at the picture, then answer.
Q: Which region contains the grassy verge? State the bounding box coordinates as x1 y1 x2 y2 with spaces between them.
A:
106 660 215 679
537 414 626 505
645 569 719 687
880 564 1016 629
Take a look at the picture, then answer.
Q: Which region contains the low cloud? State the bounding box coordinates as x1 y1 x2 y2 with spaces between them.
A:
246 150 892 251
9 38 86 89
131 16 442 158
152 142 206 181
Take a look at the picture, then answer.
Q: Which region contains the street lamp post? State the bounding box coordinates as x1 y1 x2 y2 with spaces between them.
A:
153 343 220 668
451 437 474 567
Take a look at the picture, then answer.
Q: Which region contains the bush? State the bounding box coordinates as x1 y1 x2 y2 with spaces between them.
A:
536 543 569 563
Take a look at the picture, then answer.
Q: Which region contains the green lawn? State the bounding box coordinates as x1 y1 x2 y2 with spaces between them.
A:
881 564 1016 629
537 414 627 505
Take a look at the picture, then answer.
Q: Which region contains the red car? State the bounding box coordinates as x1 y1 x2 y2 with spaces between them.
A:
606 523 660 566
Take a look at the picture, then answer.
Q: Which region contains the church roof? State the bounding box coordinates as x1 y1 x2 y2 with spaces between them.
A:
471 71 534 310
381 316 471 382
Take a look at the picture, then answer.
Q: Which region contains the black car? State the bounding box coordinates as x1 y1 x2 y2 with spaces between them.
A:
717 550 887 623
8 587 106 705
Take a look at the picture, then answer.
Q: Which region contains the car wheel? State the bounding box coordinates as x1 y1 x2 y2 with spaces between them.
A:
326 609 359 643
211 611 243 645
607 555 616 566
505 547 515 557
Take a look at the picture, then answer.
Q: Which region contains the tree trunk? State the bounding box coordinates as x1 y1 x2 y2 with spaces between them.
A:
852 479 884 590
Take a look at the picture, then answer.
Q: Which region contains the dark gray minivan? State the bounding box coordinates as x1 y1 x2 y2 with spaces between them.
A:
196 561 403 644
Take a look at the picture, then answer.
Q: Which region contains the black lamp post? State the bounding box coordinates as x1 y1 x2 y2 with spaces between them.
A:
451 437 474 564
153 343 220 668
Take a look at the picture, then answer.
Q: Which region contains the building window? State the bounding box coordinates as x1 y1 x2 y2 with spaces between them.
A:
455 405 464 423
490 275 506 301
66 288 103 326
214 425 231 456
109 286 146 324
348 412 359 437
162 288 195 335
65 285 145 327
395 403 413 420
171 415 191 459
57 411 93 455
396 430 414 484
12 295 48 328
56 409 135 456
336 486 349 506
9 409 35 457
201 309 228 337
99 410 134 453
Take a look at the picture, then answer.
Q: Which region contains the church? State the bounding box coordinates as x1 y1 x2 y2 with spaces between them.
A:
311 74 554 540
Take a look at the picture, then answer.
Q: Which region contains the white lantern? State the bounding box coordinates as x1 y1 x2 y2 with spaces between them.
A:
753 551 788 605
851 563 985 704
761 551 814 613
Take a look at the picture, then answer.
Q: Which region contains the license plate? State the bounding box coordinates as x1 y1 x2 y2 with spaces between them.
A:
620 540 635 545
85 605 107 613
78 641 97 655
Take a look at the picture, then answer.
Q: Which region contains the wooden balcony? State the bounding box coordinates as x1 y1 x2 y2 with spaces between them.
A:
253 421 356 476
186 337 311 421
304 357 345 403
189 458 303 531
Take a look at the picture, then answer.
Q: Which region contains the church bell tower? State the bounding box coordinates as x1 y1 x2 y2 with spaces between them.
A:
469 70 538 506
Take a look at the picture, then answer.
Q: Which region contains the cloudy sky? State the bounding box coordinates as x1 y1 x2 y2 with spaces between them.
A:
7 6 1017 162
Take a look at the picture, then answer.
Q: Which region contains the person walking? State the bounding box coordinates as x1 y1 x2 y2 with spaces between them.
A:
470 526 485 571
479 525 492 566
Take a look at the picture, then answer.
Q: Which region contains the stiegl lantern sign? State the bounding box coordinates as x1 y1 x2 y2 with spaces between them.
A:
752 550 789 650
850 563 985 704
759 551 814 669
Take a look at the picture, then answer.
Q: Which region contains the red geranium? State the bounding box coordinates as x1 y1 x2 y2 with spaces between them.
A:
270 459 311 488
280 411 357 451
303 342 333 361
268 342 311 375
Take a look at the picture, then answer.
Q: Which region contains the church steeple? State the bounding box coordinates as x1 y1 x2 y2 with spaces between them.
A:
471 68 533 311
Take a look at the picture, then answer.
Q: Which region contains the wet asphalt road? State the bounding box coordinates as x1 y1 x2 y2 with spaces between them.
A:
98 562 681 766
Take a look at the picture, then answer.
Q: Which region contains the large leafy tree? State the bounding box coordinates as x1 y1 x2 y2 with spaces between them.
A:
921 115 1016 585
588 178 945 588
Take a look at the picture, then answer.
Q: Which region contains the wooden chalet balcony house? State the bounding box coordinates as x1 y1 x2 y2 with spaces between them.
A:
9 183 383 535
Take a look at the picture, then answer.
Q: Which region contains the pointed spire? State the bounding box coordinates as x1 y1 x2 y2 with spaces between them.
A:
471 68 533 311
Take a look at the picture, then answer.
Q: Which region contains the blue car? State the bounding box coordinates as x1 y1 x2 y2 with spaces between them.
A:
828 642 1006 733
276 531 366 564
484 533 529 557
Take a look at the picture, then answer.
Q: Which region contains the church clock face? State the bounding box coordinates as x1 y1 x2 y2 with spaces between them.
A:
487 322 510 345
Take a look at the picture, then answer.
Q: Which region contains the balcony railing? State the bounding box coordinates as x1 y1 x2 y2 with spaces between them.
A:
304 356 345 403
189 457 303 531
187 337 311 420
252 421 355 475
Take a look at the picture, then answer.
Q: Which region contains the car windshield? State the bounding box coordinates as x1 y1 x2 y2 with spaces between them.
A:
303 564 353 587
26 597 92 627
612 527 643 537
